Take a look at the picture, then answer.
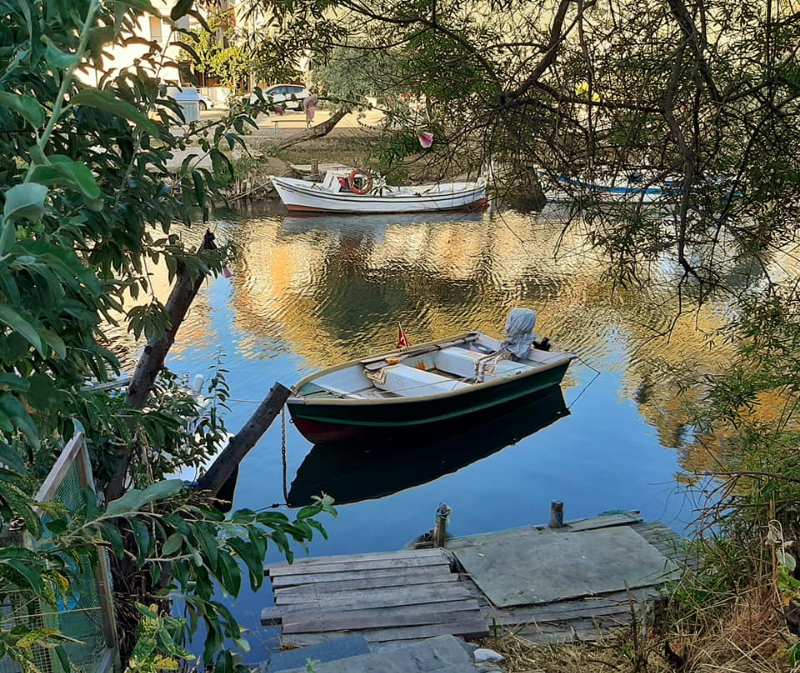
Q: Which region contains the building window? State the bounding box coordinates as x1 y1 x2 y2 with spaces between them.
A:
149 17 163 43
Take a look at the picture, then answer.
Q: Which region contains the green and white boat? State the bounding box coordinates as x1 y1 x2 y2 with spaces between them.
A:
287 310 576 444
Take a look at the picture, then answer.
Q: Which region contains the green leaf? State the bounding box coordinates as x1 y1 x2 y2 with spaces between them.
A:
3 183 48 222
104 489 146 516
0 92 45 128
217 552 241 596
70 89 161 138
0 305 44 355
5 558 44 591
105 479 182 517
131 518 151 562
101 523 125 558
42 38 79 69
49 156 101 200
296 503 323 520
0 218 16 255
29 156 102 203
170 0 194 21
39 330 66 359
140 479 184 504
0 373 30 393
0 393 39 448
135 603 158 619
190 170 205 209
226 538 263 591
779 548 797 572
162 532 183 556
0 441 25 472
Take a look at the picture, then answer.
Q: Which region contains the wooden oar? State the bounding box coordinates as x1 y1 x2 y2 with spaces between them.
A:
361 334 481 371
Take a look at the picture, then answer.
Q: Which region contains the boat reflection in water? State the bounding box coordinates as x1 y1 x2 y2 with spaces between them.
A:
280 211 486 238
287 385 569 507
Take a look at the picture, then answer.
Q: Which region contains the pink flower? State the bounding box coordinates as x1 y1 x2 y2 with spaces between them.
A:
274 106 285 116
222 266 233 278
419 131 434 148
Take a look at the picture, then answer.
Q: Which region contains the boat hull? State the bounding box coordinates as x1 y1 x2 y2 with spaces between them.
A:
287 359 571 444
272 176 488 214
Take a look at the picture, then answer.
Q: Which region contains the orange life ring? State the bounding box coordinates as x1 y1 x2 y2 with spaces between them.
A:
349 168 373 195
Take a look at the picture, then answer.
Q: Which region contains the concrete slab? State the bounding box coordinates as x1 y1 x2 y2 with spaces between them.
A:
266 635 370 671
452 526 679 607
276 635 473 673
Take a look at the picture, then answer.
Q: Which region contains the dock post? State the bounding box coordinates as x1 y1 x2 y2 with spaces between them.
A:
311 159 320 178
549 500 564 528
433 502 451 547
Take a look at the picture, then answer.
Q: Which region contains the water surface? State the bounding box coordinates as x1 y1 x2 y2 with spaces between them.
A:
124 205 741 660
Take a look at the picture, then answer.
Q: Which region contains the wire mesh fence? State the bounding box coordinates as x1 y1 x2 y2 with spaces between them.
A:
1 433 118 673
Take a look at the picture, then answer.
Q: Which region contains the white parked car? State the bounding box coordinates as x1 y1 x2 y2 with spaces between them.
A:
166 86 212 110
249 84 310 111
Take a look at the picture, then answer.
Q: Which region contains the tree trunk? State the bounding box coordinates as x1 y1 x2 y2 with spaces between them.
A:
272 108 348 150
105 231 218 502
196 382 291 500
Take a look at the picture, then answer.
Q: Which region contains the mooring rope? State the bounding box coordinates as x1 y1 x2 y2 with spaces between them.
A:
567 354 601 410
281 406 288 503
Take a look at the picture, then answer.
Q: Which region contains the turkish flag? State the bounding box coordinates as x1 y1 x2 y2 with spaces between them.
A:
397 325 409 349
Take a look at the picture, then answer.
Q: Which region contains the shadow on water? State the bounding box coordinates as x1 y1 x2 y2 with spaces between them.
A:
287 384 570 507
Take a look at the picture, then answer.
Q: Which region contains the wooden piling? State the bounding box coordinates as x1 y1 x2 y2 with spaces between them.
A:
433 503 451 547
549 500 564 528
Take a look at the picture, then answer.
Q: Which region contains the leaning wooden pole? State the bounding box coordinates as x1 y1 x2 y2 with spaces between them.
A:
106 231 218 501
196 382 291 500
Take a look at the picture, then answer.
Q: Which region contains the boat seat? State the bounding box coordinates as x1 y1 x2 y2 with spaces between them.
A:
321 172 342 192
370 364 469 397
434 347 531 380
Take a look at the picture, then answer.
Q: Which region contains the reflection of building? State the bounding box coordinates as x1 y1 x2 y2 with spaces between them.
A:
228 213 732 375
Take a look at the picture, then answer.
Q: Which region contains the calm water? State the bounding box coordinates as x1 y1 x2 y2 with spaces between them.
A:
123 204 744 660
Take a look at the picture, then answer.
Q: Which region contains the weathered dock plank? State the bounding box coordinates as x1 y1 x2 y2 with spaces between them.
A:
283 619 490 647
271 582 470 609
268 555 449 578
280 601 482 634
273 571 458 597
266 548 446 574
271 565 451 587
265 598 480 628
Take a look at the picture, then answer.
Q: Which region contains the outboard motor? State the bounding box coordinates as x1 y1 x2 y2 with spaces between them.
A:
504 308 537 360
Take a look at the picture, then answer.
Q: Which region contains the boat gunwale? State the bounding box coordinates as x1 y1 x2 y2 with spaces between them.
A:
287 332 576 407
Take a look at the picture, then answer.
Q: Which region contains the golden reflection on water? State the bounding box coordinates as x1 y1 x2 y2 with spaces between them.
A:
108 205 792 475
225 210 734 371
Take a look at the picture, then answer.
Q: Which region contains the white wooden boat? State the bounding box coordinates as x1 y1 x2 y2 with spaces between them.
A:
271 170 487 213
287 309 575 444
539 170 681 203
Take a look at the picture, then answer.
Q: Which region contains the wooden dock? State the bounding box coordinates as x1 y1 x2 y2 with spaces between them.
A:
262 511 686 648
262 548 489 647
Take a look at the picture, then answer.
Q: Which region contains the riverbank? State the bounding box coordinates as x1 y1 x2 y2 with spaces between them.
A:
169 107 478 201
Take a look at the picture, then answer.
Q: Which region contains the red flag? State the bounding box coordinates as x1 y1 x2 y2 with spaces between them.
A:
397 324 409 349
